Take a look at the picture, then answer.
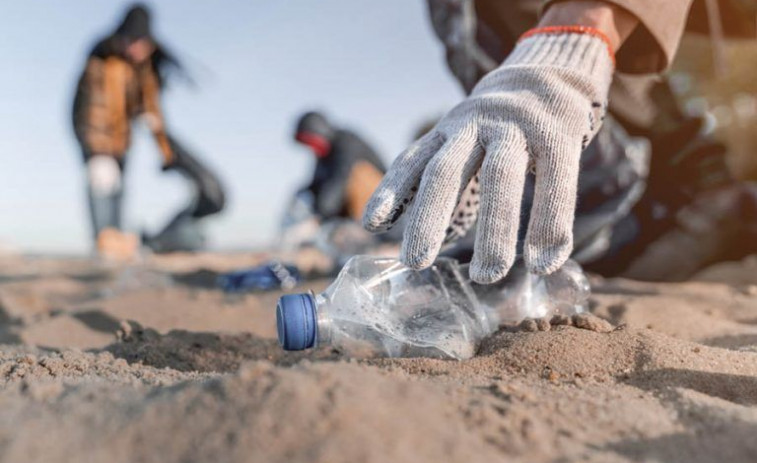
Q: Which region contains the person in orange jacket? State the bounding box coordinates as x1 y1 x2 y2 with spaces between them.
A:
73 4 224 259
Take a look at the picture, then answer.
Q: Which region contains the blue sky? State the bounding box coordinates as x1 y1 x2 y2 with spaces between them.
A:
0 1 462 254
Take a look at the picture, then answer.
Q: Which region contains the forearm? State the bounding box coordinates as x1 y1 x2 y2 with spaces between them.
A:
540 1 639 51
140 68 175 166
540 0 692 72
154 130 174 166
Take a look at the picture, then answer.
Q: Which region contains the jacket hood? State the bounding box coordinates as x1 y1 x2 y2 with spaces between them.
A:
295 112 335 141
115 4 153 41
87 3 190 88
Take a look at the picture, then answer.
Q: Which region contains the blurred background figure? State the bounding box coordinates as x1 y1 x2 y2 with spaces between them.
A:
220 111 392 294
281 111 389 258
72 3 225 260
294 111 385 223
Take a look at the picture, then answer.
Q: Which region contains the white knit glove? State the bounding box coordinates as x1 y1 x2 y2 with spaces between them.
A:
363 30 614 283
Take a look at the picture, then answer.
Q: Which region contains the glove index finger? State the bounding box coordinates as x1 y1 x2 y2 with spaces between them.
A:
401 130 483 269
363 132 443 232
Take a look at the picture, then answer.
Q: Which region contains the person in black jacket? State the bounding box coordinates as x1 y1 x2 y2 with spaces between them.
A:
294 112 385 222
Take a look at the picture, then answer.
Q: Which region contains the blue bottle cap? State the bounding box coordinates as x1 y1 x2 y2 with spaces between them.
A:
276 293 317 351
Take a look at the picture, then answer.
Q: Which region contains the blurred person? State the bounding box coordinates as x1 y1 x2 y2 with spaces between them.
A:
294 111 386 223
362 0 757 282
279 111 392 271
72 4 225 259
217 112 388 294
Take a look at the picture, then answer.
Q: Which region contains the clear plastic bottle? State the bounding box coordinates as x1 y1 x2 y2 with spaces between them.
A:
276 256 589 360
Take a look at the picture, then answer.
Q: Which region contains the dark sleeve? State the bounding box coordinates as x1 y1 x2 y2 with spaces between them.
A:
140 65 174 166
304 159 329 196
311 155 353 219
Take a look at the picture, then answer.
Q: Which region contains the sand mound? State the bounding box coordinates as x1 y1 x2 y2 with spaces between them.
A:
0 323 756 463
0 361 501 463
476 324 757 382
2 254 757 462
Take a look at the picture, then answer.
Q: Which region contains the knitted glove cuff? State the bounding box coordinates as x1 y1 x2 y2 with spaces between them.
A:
508 27 615 77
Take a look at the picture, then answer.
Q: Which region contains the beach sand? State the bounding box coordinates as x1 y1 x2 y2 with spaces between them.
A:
0 250 756 462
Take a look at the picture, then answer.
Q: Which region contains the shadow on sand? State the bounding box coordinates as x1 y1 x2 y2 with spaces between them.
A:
104 323 340 373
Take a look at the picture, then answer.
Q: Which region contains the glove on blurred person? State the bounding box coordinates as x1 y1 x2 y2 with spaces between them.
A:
364 27 614 283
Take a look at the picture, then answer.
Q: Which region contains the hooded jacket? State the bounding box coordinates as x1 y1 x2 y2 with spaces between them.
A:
72 5 173 166
296 112 386 221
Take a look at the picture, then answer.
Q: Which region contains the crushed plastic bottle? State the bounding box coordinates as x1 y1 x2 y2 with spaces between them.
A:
276 256 589 360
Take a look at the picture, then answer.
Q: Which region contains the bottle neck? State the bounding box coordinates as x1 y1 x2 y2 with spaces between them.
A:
313 292 333 347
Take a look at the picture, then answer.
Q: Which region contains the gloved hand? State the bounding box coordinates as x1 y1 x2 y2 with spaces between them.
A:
363 29 614 283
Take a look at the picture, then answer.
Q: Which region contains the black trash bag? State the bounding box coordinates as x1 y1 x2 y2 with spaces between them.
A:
143 135 226 253
168 135 226 219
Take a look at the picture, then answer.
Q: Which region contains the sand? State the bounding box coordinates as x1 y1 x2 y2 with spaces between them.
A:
0 251 756 462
